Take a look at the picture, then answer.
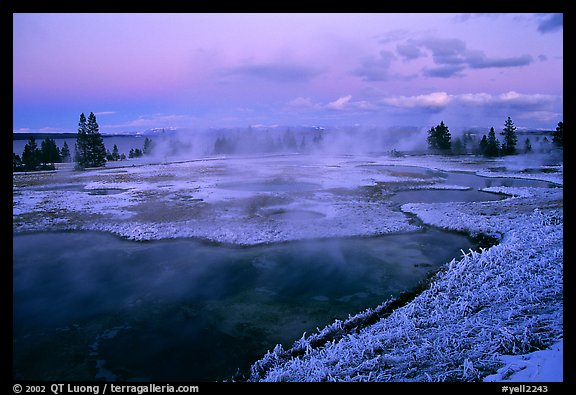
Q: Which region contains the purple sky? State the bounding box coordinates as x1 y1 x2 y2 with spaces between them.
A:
13 13 563 134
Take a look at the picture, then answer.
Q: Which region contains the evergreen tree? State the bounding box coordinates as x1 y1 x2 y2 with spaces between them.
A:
75 113 89 169
60 141 71 162
21 136 40 170
143 137 153 155
479 135 488 155
485 127 501 157
129 148 143 158
40 137 60 166
214 136 234 154
312 131 324 146
75 112 106 169
86 112 106 167
501 116 518 155
112 144 120 160
427 121 451 152
524 138 533 153
13 153 23 171
552 121 563 147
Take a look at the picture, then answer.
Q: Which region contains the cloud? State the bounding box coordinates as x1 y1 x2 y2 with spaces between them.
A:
287 95 353 112
222 62 323 83
381 92 452 111
356 31 536 83
354 50 396 81
537 13 563 33
516 110 562 123
396 42 424 60
283 91 560 127
452 13 504 23
394 36 534 77
326 95 352 110
287 97 320 110
102 113 197 130
466 52 533 69
279 90 560 130
94 111 116 116
456 91 558 109
363 91 560 118
423 65 466 78
419 38 468 65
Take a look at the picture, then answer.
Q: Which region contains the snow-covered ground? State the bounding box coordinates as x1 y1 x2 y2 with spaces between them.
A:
483 339 563 382
12 152 563 382
12 153 562 244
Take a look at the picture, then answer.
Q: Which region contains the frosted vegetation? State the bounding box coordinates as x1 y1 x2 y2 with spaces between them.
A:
249 208 562 381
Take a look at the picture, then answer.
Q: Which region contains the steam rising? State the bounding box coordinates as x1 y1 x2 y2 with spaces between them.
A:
143 125 429 162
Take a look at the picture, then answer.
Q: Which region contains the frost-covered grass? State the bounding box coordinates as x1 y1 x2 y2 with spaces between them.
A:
249 208 563 382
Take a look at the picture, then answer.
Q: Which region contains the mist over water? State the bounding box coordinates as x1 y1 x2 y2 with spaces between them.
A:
140 125 429 161
14 126 561 168
14 229 475 381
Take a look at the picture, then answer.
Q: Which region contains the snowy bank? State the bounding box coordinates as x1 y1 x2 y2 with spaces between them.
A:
249 206 563 382
483 340 563 382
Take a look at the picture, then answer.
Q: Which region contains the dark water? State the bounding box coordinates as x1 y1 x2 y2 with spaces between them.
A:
391 188 505 205
13 229 474 381
388 168 558 205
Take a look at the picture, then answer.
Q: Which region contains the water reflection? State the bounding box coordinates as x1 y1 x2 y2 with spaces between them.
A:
13 229 473 381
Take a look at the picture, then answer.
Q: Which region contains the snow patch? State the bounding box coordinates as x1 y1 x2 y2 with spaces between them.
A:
483 340 563 382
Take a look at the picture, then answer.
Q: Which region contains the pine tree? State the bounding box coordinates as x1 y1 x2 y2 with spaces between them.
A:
75 113 89 169
75 112 106 169
427 121 451 152
501 116 518 155
40 137 60 167
22 136 40 170
524 138 533 153
552 121 563 147
60 141 71 162
13 153 23 171
129 148 143 158
112 144 120 161
485 127 501 157
143 137 153 155
86 112 106 167
479 135 488 155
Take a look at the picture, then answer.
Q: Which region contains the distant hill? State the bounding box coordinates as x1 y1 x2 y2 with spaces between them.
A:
13 132 78 140
460 128 555 138
12 132 138 140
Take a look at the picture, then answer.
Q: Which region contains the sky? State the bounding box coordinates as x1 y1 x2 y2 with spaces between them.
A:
12 13 563 134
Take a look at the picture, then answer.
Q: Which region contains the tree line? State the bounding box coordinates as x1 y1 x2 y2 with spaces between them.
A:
426 117 563 157
13 112 154 171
